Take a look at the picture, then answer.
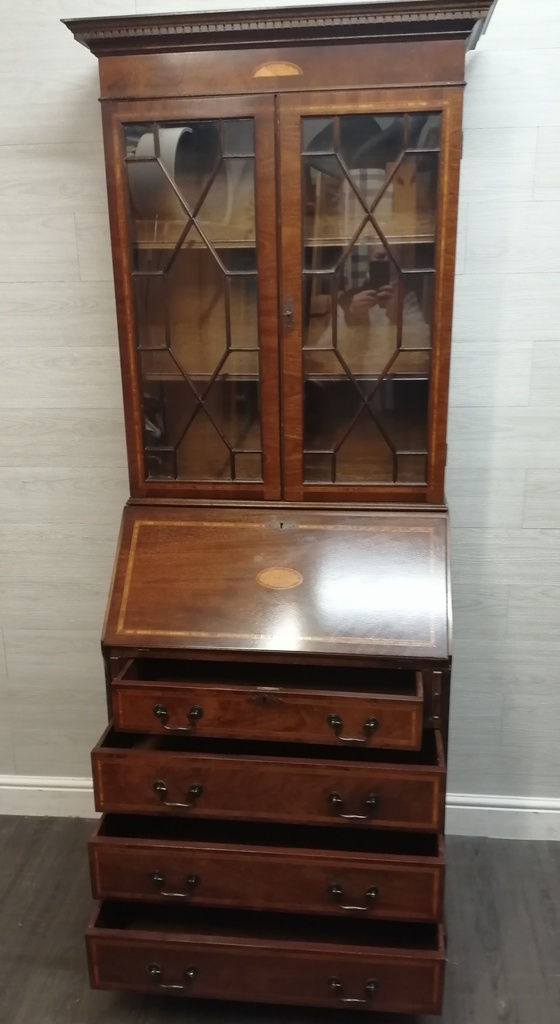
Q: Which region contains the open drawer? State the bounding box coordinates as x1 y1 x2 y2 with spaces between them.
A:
90 815 445 921
87 902 445 1014
111 658 424 750
92 727 445 831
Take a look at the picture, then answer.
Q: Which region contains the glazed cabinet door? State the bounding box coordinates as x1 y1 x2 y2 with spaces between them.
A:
278 88 462 504
103 95 281 499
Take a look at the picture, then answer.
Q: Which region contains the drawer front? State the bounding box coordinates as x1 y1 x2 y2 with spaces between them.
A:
90 836 444 921
92 743 445 832
112 679 423 750
87 933 444 1015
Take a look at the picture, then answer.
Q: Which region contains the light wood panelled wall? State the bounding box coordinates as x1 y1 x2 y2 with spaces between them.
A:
0 0 132 777
0 0 559 814
448 0 560 802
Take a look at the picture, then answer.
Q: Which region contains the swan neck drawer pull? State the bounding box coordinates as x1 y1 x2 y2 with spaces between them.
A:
153 780 203 808
328 883 378 911
153 703 203 732
150 871 201 898
326 713 379 743
328 790 378 819
148 963 198 990
328 977 379 1003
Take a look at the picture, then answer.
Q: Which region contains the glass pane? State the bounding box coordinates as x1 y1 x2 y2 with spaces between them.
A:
124 124 156 160
397 453 427 484
134 274 166 349
165 233 227 393
146 449 176 480
176 406 232 481
234 452 262 481
222 119 254 156
407 113 441 150
127 156 187 261
336 407 394 484
303 156 347 244
302 110 439 487
375 376 429 466
385 151 439 244
303 374 358 455
339 114 404 170
141 376 197 451
172 121 221 210
140 349 183 395
197 157 256 253
125 117 262 484
229 276 259 349
303 117 334 153
400 273 434 351
304 452 334 483
141 379 172 448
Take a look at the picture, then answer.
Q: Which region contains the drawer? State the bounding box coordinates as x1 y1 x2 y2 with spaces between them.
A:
92 728 445 831
87 902 445 1015
90 815 445 921
112 658 423 750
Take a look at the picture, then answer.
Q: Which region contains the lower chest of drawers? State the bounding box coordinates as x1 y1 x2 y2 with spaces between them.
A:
88 656 448 1016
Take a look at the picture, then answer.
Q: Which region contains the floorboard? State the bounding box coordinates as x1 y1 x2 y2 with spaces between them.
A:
0 818 557 1024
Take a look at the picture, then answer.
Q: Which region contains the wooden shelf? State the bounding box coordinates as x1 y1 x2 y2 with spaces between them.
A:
133 220 255 250
305 212 436 248
132 215 435 251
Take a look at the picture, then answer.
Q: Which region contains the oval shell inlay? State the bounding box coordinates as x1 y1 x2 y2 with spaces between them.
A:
256 567 303 590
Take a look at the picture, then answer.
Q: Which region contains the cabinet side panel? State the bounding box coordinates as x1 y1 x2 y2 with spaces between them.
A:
426 88 464 503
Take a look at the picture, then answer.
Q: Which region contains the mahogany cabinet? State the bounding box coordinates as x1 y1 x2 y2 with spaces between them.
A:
65 1 495 1016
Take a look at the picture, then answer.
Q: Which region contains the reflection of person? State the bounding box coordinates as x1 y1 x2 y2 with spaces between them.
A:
313 250 430 376
338 252 428 340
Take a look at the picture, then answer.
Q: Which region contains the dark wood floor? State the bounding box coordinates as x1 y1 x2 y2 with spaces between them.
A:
0 816 558 1024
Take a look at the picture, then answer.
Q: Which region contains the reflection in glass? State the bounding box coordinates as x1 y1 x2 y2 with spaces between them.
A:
303 117 334 153
302 111 441 486
235 452 262 480
229 276 259 349
124 119 262 483
145 449 176 480
222 119 254 156
303 451 333 484
397 453 428 484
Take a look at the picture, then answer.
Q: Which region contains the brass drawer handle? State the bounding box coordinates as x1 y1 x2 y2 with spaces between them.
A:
328 790 377 820
150 871 200 898
153 703 203 732
148 963 197 990
153 780 203 808
328 883 378 911
326 713 379 744
328 977 379 1003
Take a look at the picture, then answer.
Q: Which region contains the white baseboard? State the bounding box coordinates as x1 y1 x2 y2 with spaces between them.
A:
445 792 560 841
0 775 97 818
1 777 559 840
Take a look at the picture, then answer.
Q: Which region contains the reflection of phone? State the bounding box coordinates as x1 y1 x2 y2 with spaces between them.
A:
368 259 391 290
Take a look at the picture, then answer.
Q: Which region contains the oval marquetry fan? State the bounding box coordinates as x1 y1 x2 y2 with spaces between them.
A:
253 61 303 77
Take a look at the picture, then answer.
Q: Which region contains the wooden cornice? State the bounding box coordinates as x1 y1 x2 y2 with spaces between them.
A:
63 1 497 57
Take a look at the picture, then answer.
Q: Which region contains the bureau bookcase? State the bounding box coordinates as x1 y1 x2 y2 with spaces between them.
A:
66 2 495 1015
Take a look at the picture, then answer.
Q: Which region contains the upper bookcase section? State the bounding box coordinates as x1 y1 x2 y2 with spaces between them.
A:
63 1 497 58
